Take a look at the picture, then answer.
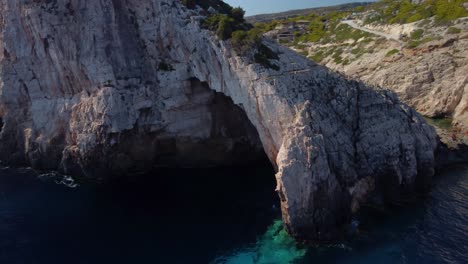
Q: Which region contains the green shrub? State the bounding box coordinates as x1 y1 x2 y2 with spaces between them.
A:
310 50 325 62
332 48 344 64
407 36 436 48
407 40 422 48
385 49 400 57
216 16 234 40
254 44 280 70
355 6 365 12
299 50 309 56
253 21 279 33
447 27 461 34
295 18 327 43
231 29 262 53
182 0 234 15
411 29 424 40
364 14 383 24
360 37 375 44
158 61 174 71
333 24 371 43
202 4 248 41
351 48 362 55
433 0 468 24
333 54 343 64
203 14 226 30
231 7 245 23
203 14 237 40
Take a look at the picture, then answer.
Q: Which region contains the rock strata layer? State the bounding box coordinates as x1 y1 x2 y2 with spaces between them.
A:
0 0 438 241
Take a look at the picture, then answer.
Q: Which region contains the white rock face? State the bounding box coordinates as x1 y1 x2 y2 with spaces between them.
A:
344 35 468 132
0 0 438 241
317 19 468 135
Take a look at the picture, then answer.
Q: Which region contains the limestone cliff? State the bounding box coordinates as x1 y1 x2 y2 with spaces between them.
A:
303 18 468 139
0 0 438 241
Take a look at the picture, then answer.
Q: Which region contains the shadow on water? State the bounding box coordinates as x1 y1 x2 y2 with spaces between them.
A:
0 160 283 264
0 162 467 264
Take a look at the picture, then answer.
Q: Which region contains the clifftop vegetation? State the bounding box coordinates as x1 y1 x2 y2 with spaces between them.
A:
180 0 467 69
181 0 280 70
181 0 233 14
364 0 468 25
241 0 467 66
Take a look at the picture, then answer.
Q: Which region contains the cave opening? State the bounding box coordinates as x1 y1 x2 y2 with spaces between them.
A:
139 78 282 255
88 77 283 261
99 78 282 261
103 77 273 173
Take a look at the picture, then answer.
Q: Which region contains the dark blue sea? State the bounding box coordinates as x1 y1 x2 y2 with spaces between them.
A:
0 162 466 264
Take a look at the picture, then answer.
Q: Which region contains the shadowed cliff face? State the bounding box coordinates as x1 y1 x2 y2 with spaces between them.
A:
0 0 438 241
60 78 267 177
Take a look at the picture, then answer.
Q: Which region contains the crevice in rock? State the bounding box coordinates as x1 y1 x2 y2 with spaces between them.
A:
184 77 268 166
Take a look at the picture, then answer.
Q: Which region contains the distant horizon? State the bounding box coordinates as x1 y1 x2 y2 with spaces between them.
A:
224 0 378 16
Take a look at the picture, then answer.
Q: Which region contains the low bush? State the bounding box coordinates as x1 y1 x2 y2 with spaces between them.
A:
310 50 325 62
254 44 280 70
447 27 461 34
407 36 436 48
385 49 400 57
332 48 344 64
200 2 251 41
231 29 262 53
407 40 422 48
351 47 362 54
231 7 245 23
181 0 233 14
333 54 343 64
410 29 424 40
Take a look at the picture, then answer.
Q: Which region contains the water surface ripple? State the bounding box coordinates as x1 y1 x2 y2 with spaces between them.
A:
0 163 466 264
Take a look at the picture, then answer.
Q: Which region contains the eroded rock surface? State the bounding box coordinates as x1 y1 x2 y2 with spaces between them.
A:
0 0 438 241
313 18 468 136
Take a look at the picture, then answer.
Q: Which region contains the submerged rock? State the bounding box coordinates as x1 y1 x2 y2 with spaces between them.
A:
0 0 438 241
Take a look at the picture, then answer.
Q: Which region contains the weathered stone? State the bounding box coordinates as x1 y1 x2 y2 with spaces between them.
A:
316 19 468 135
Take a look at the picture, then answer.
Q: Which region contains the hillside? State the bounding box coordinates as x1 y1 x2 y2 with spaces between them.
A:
246 2 373 23
255 0 468 145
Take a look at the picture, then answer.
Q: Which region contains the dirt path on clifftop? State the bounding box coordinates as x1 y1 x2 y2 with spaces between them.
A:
342 20 404 45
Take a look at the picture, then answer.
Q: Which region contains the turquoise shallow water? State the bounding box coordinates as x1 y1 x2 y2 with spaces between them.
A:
0 162 466 264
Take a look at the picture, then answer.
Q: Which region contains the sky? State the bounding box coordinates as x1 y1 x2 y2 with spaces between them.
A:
224 0 376 16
